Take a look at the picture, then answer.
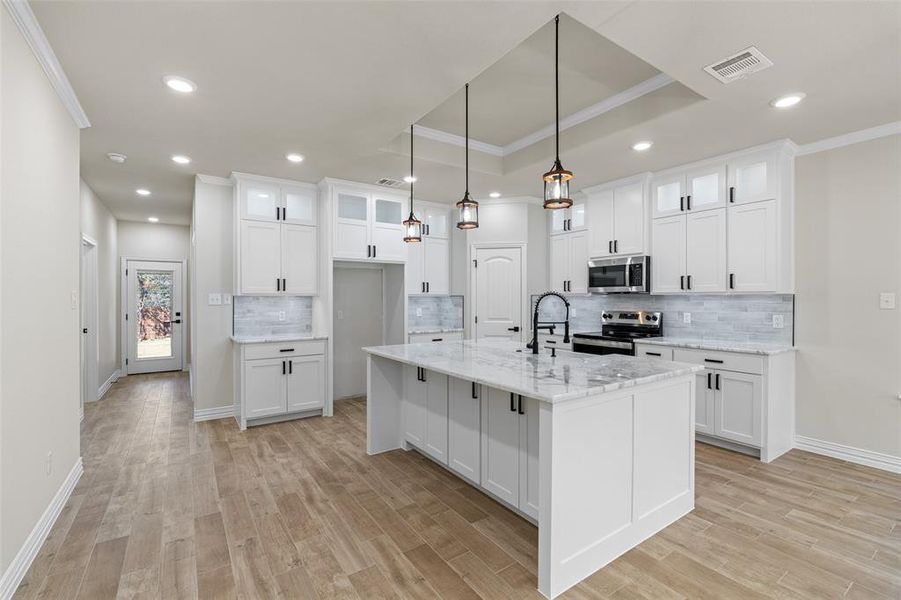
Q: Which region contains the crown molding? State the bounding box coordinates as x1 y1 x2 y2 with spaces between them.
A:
796 121 901 156
196 174 233 187
413 125 505 157
3 0 90 128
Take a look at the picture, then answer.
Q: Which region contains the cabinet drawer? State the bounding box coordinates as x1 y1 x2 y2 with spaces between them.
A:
673 348 763 375
244 339 326 360
408 331 463 343
636 346 673 360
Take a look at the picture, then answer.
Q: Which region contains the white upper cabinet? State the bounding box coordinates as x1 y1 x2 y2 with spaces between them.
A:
423 237 450 295
240 179 318 225
241 182 282 222
370 194 407 262
651 215 686 293
727 151 779 205
281 224 318 295
330 185 407 263
549 230 587 294
685 209 727 292
685 163 727 212
281 185 317 225
651 173 686 218
728 199 778 292
586 176 648 258
335 191 370 260
422 204 450 238
549 201 586 234
240 221 282 294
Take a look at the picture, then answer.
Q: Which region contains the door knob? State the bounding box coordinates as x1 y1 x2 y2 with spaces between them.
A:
507 326 520 332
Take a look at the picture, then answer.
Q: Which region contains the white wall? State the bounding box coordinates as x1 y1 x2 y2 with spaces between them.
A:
794 134 901 459
117 220 192 365
0 7 81 574
80 181 119 387
190 178 234 412
333 267 383 399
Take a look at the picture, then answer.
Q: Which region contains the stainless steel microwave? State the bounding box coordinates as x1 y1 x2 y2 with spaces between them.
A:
587 256 649 294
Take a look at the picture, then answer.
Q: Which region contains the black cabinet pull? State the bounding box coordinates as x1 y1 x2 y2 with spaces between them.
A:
518 395 524 415
421 282 425 293
431 338 443 342
729 273 735 289
680 275 685 290
279 348 294 353
367 245 371 258
276 278 281 292
507 326 520 332
686 195 692 210
289 360 293 374
715 373 721 390
276 206 280 220
373 245 377 258
707 372 712 389
282 278 286 291
614 240 618 253
687 275 692 290
426 282 430 293
282 360 286 375
704 358 724 364
510 392 516 412
646 351 661 357
729 186 735 203
471 382 478 399
608 240 613 254
680 196 685 211
421 368 425 382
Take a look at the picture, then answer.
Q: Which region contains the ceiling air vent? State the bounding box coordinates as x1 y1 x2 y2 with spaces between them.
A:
375 177 405 188
704 46 773 84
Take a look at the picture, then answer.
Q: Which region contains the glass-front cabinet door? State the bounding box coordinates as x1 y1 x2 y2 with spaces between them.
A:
370 194 407 262
652 173 686 218
728 152 779 205
423 204 449 238
282 185 317 225
241 182 281 222
686 163 727 212
334 191 370 260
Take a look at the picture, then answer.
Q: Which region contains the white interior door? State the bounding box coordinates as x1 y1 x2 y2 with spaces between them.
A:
473 247 523 340
80 240 98 411
126 260 184 374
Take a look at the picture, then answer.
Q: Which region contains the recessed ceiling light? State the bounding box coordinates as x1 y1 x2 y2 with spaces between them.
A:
148 217 159 223
171 154 191 165
489 192 501 198
403 175 417 183
163 76 196 94
770 93 805 109
285 153 304 163
107 152 127 163
632 141 653 152
136 188 151 196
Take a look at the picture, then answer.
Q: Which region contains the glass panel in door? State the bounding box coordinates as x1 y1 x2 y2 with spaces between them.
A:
282 186 316 224
654 179 683 216
126 260 183 374
687 164 726 211
374 197 403 225
570 202 586 230
242 183 281 221
337 193 368 221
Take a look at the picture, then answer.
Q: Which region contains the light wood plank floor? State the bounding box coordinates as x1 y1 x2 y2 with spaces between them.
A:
14 372 901 599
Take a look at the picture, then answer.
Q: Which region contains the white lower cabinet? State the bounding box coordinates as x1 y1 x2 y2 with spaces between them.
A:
481 387 521 506
403 366 448 464
236 339 327 429
448 378 481 485
694 372 715 436
715 370 762 446
518 396 540 520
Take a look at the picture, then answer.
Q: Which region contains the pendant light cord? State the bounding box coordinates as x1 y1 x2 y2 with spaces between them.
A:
554 14 560 163
465 83 469 194
410 123 414 212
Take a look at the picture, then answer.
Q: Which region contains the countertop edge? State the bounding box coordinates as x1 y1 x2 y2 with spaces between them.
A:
230 335 329 344
408 328 465 335
634 338 796 355
363 346 702 403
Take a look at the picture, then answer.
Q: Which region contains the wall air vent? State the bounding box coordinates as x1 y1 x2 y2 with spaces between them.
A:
704 46 773 84
375 177 405 188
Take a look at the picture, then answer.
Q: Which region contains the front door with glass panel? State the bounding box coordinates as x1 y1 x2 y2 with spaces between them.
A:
127 261 184 373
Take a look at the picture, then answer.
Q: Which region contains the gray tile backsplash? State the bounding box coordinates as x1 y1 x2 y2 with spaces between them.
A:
233 296 313 338
533 294 794 344
408 295 464 331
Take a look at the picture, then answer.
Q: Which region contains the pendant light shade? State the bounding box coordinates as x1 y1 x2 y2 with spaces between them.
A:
403 124 422 243
543 14 573 210
456 83 479 229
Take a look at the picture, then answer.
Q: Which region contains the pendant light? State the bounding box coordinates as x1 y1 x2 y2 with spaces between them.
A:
403 124 423 243
456 83 479 229
542 14 573 210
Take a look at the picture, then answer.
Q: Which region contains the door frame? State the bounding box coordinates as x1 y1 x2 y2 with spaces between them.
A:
467 243 528 342
81 235 99 418
120 256 187 374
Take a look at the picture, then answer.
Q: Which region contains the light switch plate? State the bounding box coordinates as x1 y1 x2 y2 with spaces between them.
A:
879 292 896 310
278 311 286 321
223 294 232 305
208 293 222 306
416 308 423 317
772 314 785 328
683 312 691 324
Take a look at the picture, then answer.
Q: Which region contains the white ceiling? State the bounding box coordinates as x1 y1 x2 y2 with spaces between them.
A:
31 1 901 225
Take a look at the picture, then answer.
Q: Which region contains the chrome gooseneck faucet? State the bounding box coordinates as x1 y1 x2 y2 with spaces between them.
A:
527 291 570 355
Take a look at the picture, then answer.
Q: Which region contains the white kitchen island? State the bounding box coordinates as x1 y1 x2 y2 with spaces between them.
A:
364 339 703 598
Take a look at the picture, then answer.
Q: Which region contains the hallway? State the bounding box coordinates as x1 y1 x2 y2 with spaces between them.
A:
13 372 901 599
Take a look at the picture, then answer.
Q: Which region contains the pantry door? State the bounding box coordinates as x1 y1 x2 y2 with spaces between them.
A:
472 246 524 341
125 260 184 374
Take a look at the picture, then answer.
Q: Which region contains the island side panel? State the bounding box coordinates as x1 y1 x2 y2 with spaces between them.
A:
366 354 404 455
538 375 695 599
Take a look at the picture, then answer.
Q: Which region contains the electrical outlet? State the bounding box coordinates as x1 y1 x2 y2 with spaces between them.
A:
337 310 344 320
416 308 423 317
879 292 896 310
278 311 286 321
683 312 691 324
70 290 78 310
46 451 52 476
208 293 222 306
223 294 232 305
772 314 785 329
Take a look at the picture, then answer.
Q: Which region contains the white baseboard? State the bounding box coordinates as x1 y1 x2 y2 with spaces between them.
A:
193 405 235 422
0 458 83 600
96 369 121 401
794 435 901 474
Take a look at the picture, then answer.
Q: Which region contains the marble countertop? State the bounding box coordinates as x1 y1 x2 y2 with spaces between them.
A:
230 334 328 344
408 327 464 335
364 339 701 404
635 337 795 355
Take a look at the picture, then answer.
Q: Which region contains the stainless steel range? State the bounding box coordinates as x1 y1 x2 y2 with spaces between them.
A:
572 311 662 356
